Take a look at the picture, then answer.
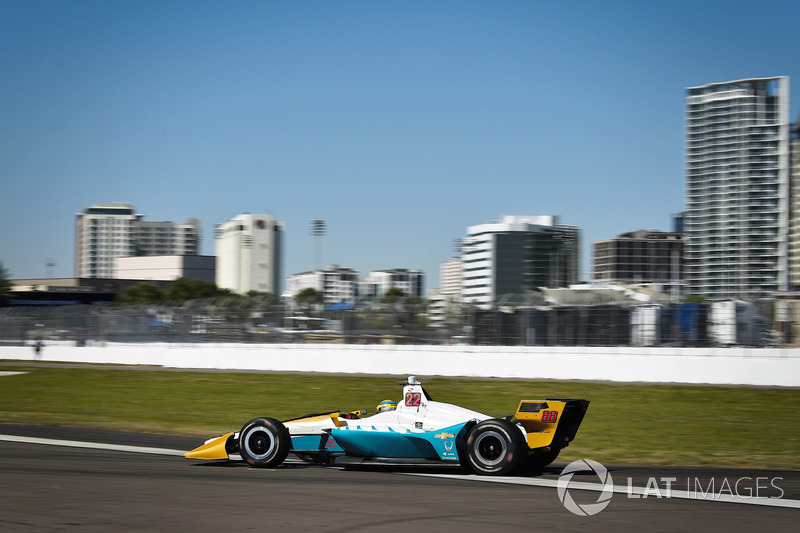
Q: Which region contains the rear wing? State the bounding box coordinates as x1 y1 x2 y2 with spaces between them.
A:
514 399 590 450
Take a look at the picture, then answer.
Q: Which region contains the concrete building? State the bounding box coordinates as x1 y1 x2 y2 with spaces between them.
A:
75 202 203 279
593 230 683 285
75 203 141 278
461 215 580 308
215 213 284 295
361 269 424 300
134 219 201 256
685 76 791 298
427 258 464 330
440 257 463 299
114 255 215 283
286 266 359 305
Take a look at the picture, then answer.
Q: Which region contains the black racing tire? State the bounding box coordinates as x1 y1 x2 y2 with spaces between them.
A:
465 418 526 476
238 417 290 467
523 448 560 473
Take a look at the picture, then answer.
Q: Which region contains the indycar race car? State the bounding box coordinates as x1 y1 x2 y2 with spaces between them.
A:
185 376 589 476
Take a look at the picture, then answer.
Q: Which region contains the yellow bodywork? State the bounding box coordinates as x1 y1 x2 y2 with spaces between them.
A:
286 412 347 427
184 432 235 459
185 412 351 460
515 400 570 449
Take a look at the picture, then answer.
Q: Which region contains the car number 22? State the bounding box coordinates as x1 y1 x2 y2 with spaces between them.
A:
405 392 422 406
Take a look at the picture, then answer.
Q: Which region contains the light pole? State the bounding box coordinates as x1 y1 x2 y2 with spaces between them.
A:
310 219 327 271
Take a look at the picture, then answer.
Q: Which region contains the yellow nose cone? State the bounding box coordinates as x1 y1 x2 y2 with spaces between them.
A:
185 432 235 460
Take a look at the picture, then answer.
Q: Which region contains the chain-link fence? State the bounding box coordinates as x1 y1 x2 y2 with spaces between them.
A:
0 297 784 347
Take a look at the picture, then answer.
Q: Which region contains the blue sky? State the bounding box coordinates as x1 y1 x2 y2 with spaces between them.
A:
2 0 799 290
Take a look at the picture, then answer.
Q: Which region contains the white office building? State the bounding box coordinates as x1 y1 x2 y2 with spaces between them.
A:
462 215 580 308
685 77 791 298
215 213 284 295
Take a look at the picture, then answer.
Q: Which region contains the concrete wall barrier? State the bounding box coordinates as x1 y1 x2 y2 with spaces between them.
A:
2 343 799 387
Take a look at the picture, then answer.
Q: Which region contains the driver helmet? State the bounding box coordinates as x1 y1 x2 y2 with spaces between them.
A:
376 400 397 413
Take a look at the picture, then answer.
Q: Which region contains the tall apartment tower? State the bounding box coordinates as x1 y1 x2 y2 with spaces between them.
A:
440 257 463 298
215 213 284 295
462 215 580 308
685 77 790 299
790 118 800 288
75 202 203 278
75 203 142 278
135 219 201 256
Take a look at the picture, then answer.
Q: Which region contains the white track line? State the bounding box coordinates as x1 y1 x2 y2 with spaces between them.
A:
2 434 797 510
0 434 185 456
404 473 800 509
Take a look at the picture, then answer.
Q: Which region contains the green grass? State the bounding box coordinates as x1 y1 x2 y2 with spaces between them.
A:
1 362 798 469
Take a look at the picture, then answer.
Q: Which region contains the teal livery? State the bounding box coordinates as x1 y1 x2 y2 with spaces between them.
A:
186 376 589 476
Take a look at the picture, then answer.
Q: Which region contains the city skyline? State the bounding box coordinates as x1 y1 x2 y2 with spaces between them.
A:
2 1 799 288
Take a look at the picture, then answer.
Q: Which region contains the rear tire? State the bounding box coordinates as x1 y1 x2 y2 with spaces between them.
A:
465 419 526 475
238 417 290 467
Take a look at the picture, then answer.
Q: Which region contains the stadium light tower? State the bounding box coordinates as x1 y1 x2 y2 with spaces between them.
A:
310 219 327 271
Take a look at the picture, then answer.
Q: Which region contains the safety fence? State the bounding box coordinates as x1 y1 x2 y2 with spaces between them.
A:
0 298 784 347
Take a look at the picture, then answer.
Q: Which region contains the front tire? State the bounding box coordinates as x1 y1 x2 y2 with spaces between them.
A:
238 417 290 467
465 419 526 475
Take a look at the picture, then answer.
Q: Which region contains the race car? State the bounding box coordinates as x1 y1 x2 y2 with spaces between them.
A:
185 376 589 476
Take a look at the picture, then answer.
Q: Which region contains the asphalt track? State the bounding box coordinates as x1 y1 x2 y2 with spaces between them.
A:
0 425 798 532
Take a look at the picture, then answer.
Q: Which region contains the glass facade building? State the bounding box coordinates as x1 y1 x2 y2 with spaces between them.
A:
462 215 579 308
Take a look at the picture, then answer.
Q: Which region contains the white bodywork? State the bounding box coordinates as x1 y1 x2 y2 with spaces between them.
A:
288 376 490 436
213 377 498 448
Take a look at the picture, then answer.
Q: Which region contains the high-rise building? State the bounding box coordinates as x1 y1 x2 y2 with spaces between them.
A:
685 77 791 298
461 215 580 308
440 257 463 298
593 230 683 285
134 219 201 256
672 212 684 234
75 202 202 278
75 203 140 278
215 213 284 294
789 118 800 289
